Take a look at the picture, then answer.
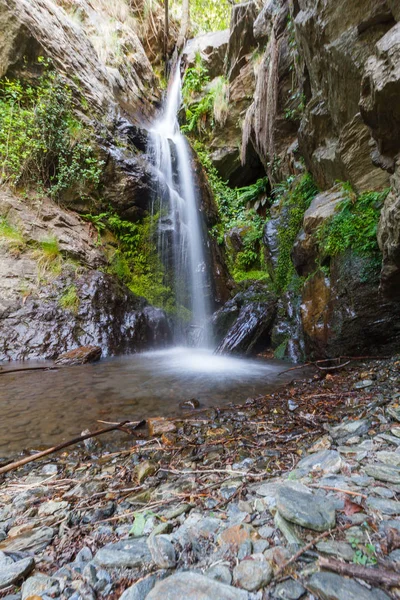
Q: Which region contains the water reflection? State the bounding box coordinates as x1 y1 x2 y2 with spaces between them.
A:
0 348 297 455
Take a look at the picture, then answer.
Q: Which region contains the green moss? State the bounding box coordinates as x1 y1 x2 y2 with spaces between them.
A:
0 216 26 252
275 174 318 292
59 284 79 313
274 338 288 360
0 63 103 198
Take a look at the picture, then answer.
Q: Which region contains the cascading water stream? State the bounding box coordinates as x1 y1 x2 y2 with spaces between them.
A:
148 63 212 346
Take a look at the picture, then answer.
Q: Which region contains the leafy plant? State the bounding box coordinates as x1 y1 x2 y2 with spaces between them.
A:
274 174 319 292
317 187 389 258
0 64 103 198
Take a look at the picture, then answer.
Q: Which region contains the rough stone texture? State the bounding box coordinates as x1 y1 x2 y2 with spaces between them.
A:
233 558 272 591
295 450 342 476
183 30 230 79
308 571 390 600
213 284 277 355
147 535 176 568
119 575 158 600
54 346 102 366
0 270 171 360
276 484 336 531
21 573 60 600
226 2 258 82
146 572 248 600
94 538 152 569
0 0 158 120
0 526 54 553
0 556 34 589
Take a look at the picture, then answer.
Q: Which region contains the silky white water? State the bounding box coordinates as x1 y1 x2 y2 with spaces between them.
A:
148 64 211 346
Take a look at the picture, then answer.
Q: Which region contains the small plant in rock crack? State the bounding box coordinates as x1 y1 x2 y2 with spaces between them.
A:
349 537 377 566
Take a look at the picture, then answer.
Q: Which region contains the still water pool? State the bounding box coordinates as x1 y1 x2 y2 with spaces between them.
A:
0 347 299 456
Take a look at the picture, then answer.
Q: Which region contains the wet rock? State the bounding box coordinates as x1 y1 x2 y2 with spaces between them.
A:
276 484 336 532
0 556 35 589
273 579 305 599
294 450 342 476
93 538 152 568
366 497 400 515
365 463 400 484
179 399 200 409
148 418 177 437
233 557 273 591
119 575 158 600
147 535 176 569
146 571 248 600
308 571 390 600
213 284 277 356
54 346 102 366
21 573 60 600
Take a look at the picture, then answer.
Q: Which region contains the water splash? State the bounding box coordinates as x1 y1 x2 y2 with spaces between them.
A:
148 63 212 346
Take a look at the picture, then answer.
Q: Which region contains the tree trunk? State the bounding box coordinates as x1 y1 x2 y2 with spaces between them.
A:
177 0 190 49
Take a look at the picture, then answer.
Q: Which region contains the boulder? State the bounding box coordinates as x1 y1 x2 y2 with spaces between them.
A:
226 2 258 82
146 572 248 600
183 30 229 79
54 346 101 366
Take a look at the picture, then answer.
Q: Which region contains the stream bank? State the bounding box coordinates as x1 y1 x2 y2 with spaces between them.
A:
0 357 399 599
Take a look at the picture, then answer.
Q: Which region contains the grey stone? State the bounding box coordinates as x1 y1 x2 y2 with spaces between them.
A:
0 526 54 553
274 579 305 599
21 573 60 600
389 549 400 563
237 539 252 560
308 571 390 600
233 558 273 591
365 463 400 484
93 537 152 568
41 464 58 475
205 565 232 585
253 539 270 553
258 525 275 539
316 540 354 561
373 486 395 498
329 420 370 441
76 546 93 563
354 380 374 389
274 512 303 547
276 484 336 532
147 535 176 568
367 497 400 515
146 572 248 599
376 451 400 467
119 575 157 600
294 451 342 476
0 557 35 589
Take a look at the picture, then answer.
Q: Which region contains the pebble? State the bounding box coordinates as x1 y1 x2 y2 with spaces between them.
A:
205 565 232 585
233 558 273 591
273 579 306 599
147 535 176 568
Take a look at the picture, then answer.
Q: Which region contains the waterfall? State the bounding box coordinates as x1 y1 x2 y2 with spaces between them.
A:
148 64 212 347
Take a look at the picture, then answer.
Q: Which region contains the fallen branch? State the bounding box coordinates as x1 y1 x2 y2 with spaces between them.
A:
273 523 354 579
0 366 58 376
309 485 367 499
0 420 143 475
279 355 389 376
318 556 400 587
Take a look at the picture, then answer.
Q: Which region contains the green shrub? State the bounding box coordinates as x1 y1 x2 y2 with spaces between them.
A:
0 65 103 198
317 188 389 257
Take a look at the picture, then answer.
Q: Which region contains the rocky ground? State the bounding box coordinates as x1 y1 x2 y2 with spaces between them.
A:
0 357 400 599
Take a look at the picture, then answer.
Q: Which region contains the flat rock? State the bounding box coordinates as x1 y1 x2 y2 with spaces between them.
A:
367 497 400 515
0 526 54 553
119 575 158 600
0 557 35 589
308 571 390 600
316 540 354 561
54 345 101 365
294 450 342 476
365 463 400 484
93 538 152 568
218 523 255 547
376 451 400 467
233 558 272 591
276 484 335 532
329 420 370 441
38 500 69 516
146 572 248 600
147 535 176 568
273 579 305 599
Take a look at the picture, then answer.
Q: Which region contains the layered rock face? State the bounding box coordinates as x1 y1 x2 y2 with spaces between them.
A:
204 0 400 359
